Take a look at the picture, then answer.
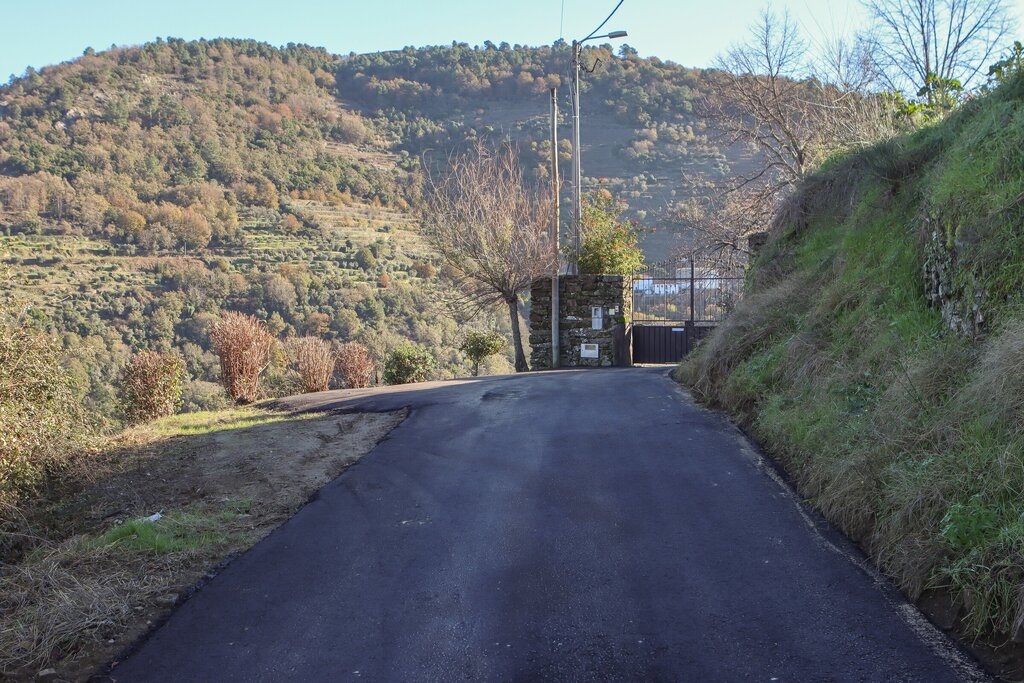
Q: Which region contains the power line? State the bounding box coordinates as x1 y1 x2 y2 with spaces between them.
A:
584 0 625 42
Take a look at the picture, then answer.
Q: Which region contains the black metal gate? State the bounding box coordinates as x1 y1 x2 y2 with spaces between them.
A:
632 255 743 364
633 324 689 363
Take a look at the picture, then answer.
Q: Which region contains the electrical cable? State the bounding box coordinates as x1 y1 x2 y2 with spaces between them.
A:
584 0 624 42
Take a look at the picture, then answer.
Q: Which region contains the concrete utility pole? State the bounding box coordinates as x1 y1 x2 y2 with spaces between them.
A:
550 87 560 369
567 18 628 275
570 40 582 277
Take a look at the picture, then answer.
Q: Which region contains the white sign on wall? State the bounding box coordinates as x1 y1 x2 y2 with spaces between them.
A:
591 306 603 330
580 343 599 359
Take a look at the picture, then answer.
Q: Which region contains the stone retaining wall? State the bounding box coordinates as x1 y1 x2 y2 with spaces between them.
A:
923 223 985 338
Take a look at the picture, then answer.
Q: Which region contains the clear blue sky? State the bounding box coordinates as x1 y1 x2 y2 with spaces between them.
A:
1 0 1021 81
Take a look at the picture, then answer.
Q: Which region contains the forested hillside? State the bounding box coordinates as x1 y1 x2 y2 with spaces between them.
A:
0 39 472 426
0 38 747 427
335 41 748 257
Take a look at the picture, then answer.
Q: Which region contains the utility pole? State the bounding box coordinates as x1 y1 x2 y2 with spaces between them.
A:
569 40 582 276
550 87 560 369
690 256 696 323
566 21 628 274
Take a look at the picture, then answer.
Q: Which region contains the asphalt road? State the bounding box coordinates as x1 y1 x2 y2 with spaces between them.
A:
110 368 985 682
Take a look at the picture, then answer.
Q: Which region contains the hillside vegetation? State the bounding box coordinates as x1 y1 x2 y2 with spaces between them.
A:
0 39 501 427
680 72 1024 652
0 38 749 429
336 41 751 258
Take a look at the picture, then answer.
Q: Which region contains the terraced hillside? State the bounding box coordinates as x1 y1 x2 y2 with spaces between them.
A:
0 38 756 424
336 42 760 261
0 39 473 424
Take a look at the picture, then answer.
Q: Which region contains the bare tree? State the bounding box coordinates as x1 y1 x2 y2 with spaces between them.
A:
708 9 892 197
810 35 905 145
863 0 1014 100
707 8 819 196
673 181 776 267
422 143 556 372
696 9 899 264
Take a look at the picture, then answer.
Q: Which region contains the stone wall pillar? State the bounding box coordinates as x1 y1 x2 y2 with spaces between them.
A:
529 274 632 369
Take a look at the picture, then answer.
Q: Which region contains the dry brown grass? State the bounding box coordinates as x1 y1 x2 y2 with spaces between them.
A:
958 316 1024 427
0 542 172 675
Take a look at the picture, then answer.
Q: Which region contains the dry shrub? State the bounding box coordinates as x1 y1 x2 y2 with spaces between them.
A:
120 350 185 423
287 336 335 393
335 342 374 388
0 310 86 516
210 312 276 403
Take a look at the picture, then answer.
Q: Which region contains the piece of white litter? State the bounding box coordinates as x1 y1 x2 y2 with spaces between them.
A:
143 513 162 522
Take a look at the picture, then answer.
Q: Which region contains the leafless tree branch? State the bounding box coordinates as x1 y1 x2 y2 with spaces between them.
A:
421 142 556 371
863 0 1014 94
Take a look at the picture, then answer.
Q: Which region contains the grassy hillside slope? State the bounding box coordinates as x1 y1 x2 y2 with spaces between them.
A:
680 73 1024 651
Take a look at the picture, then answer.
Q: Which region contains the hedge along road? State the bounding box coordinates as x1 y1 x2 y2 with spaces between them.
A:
109 367 987 682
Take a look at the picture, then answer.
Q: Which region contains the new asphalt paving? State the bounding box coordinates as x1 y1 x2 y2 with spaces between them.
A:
109 367 986 682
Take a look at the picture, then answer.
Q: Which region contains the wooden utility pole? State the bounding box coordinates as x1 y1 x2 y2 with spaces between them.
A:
550 87 560 368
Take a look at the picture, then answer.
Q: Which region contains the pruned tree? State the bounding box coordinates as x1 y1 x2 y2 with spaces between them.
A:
287 336 335 393
120 350 185 423
863 0 1014 103
335 342 375 388
210 311 276 403
422 142 556 372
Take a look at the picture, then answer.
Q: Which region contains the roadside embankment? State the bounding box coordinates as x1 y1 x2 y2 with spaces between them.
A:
677 73 1024 679
0 404 404 681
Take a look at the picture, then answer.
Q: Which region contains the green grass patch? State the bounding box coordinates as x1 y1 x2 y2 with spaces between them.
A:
85 501 254 555
141 406 318 438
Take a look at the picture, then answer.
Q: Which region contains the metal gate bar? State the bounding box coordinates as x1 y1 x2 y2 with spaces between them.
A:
631 254 744 364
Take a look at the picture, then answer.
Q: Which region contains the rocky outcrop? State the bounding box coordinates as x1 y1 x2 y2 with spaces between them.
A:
922 220 985 338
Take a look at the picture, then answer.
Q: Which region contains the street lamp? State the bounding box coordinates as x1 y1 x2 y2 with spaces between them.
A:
568 28 628 274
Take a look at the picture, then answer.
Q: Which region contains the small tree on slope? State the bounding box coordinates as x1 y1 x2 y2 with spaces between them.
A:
460 331 507 376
